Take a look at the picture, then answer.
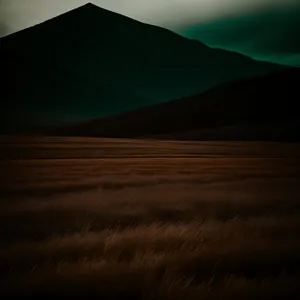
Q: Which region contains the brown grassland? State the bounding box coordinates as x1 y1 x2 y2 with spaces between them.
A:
1 136 300 299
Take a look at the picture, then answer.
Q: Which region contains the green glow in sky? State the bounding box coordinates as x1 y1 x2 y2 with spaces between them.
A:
178 7 300 67
1 0 299 66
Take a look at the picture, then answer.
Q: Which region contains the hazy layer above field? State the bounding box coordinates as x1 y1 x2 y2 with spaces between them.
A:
1 136 300 159
1 137 300 298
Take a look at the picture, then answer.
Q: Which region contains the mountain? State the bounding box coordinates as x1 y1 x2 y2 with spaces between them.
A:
1 3 281 132
48 68 300 142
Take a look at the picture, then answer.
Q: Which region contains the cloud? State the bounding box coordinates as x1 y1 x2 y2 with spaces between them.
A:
0 0 299 36
92 0 299 27
0 22 8 36
179 6 300 66
0 0 85 36
1 0 299 66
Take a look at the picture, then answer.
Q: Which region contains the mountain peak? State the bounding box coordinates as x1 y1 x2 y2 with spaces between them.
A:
70 2 121 17
2 0 280 132
77 2 101 10
82 2 96 6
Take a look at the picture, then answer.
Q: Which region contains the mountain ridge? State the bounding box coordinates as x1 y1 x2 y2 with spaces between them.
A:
46 67 300 142
1 3 282 131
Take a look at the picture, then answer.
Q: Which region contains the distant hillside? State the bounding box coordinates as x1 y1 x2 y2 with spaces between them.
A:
1 3 280 131
49 68 300 142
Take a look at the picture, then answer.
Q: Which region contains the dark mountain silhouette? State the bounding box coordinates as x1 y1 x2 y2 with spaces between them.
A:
1 3 282 132
48 68 300 142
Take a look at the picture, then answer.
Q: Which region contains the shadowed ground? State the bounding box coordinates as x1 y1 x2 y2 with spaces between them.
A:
1 136 300 298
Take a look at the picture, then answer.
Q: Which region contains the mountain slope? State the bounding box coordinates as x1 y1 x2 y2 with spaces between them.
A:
1 3 281 131
50 68 300 142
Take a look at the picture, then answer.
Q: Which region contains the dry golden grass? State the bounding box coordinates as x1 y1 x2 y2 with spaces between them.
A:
1 137 300 298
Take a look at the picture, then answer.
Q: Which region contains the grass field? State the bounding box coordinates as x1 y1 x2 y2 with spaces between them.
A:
1 136 300 299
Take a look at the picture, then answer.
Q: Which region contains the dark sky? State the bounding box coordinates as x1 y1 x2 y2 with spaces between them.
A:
0 0 299 66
